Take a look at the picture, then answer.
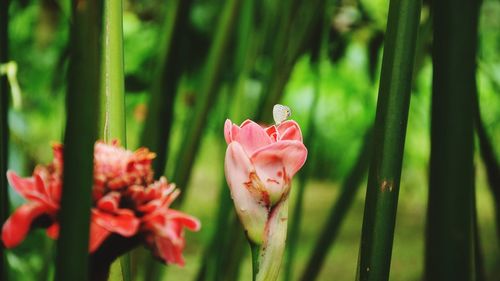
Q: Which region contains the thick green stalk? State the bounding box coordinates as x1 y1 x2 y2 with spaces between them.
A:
256 0 325 122
473 88 500 240
473 186 485 281
356 0 421 280
140 2 192 280
54 0 101 280
171 0 241 204
100 0 128 280
425 0 480 279
100 0 125 143
301 128 372 281
0 1 10 281
140 0 192 176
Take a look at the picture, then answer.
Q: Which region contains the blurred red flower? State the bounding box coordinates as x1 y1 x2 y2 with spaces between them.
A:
1 141 200 266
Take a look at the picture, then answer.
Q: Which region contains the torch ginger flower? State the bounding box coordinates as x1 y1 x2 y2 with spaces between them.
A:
1 141 200 268
224 119 307 281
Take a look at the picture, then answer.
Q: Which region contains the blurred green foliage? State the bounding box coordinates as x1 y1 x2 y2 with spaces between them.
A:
3 0 500 280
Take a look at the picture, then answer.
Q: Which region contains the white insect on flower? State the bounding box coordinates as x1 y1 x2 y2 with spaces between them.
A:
273 104 291 125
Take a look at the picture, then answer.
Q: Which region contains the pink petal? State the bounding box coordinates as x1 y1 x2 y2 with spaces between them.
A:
2 203 50 248
239 119 253 127
234 120 272 156
89 221 112 253
224 119 240 144
91 209 140 237
224 142 268 244
277 120 303 141
251 140 307 179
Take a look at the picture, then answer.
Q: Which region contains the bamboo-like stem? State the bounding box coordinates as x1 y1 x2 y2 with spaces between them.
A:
356 0 421 280
301 128 372 281
473 88 500 240
473 185 486 281
54 0 101 280
256 0 325 122
100 0 128 280
140 2 192 280
148 2 242 280
171 0 241 205
425 0 480 279
100 0 125 143
140 0 192 176
0 0 10 280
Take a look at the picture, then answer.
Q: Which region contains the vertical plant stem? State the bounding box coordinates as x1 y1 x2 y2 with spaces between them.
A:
171 0 241 204
100 0 128 280
100 0 126 143
0 1 10 281
140 0 192 176
473 185 486 281
301 128 372 281
54 0 101 280
425 0 480 280
139 2 192 280
473 87 500 240
356 0 421 280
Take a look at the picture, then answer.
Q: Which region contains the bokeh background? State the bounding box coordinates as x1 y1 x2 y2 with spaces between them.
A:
3 0 500 280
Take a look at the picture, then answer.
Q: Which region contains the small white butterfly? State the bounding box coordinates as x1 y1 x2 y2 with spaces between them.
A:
273 104 291 125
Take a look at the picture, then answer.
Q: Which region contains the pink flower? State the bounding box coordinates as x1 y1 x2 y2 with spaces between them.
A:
128 178 201 266
224 119 307 242
224 119 307 281
93 140 155 197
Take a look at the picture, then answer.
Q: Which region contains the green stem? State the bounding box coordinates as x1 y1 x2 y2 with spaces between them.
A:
301 128 372 281
140 0 192 177
171 0 241 205
0 0 9 280
250 242 261 281
140 2 192 281
100 0 129 279
473 83 500 241
100 0 125 142
54 0 101 280
356 0 421 280
425 0 480 280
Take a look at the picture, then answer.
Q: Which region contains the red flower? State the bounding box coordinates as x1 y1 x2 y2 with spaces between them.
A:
2 141 200 267
2 144 62 248
128 177 201 266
